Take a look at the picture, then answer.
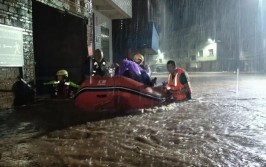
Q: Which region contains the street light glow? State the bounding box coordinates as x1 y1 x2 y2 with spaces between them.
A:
208 38 215 43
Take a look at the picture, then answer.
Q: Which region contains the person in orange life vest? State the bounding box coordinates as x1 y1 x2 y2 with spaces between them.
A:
164 60 192 101
44 69 79 99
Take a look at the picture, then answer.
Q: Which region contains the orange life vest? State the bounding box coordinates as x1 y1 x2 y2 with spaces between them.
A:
166 68 192 101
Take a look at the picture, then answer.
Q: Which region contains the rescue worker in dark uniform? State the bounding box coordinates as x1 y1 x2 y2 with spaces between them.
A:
164 60 192 101
12 76 35 106
92 49 109 77
44 69 79 99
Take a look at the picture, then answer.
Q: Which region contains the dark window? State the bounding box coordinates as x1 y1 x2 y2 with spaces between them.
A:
208 49 214 56
199 50 203 57
191 55 196 61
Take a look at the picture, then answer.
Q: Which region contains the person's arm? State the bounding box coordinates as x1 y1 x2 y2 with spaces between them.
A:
173 83 190 94
43 80 57 85
69 82 80 89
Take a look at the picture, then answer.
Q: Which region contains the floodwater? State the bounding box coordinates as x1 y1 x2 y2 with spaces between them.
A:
0 72 266 167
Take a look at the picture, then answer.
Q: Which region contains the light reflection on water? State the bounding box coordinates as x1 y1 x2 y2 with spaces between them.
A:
0 73 266 166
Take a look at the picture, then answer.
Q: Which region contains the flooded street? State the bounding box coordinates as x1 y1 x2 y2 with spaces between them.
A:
1 72 266 167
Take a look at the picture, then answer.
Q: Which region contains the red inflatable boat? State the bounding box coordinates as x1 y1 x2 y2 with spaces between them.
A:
74 76 165 112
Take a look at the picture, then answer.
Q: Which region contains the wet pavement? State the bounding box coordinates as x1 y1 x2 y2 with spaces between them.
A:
0 72 266 167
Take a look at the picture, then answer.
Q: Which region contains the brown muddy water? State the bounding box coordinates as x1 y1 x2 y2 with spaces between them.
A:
0 72 266 167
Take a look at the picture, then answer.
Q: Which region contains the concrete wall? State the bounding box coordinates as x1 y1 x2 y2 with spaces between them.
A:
36 0 92 18
93 0 132 64
94 10 113 64
111 0 132 18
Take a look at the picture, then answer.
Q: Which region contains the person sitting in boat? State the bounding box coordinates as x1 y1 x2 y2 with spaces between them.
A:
92 49 110 77
111 63 120 76
118 53 156 86
164 60 192 101
132 53 157 87
118 57 142 81
44 69 79 99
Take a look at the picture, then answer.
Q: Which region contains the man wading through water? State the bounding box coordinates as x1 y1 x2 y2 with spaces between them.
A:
164 60 192 102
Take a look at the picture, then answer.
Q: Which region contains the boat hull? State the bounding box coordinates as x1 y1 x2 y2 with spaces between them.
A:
74 76 164 112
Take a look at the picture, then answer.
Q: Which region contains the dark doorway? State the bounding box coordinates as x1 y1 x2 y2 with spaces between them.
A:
32 1 87 94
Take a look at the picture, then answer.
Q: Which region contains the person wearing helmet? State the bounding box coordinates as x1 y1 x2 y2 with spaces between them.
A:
92 49 109 77
164 60 192 101
133 53 157 86
118 57 142 82
133 53 144 65
56 69 68 81
118 53 157 86
44 69 79 98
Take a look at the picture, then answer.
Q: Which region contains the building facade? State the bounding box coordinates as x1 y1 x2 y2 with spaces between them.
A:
160 0 266 72
92 0 132 64
112 0 160 64
0 0 131 109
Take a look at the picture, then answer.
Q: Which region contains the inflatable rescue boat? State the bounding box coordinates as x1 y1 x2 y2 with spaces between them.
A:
74 76 165 111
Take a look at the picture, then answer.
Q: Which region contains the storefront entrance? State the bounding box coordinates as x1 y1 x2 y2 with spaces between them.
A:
32 1 87 94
